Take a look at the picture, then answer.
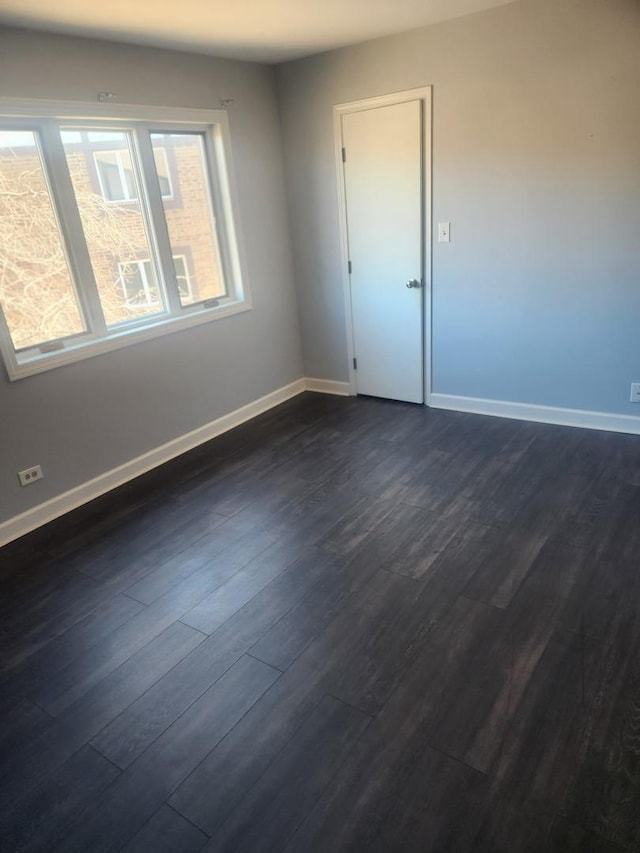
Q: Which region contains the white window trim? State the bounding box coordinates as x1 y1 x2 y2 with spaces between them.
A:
0 98 251 382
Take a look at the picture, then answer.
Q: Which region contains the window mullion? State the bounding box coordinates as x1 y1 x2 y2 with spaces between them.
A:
203 124 244 300
39 120 108 336
134 126 181 315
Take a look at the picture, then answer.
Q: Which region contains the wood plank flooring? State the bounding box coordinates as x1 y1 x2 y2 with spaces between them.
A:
1 391 640 852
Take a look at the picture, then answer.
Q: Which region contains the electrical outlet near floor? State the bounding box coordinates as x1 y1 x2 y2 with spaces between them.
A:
630 383 640 403
18 465 43 486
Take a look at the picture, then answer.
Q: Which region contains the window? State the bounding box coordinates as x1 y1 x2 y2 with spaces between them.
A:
0 130 87 351
119 259 160 308
95 148 137 202
151 134 224 306
0 103 249 380
65 129 166 327
154 148 173 199
94 145 172 202
173 256 193 302
119 255 191 308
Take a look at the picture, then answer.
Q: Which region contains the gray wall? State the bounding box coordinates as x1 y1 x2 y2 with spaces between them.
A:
0 27 303 524
276 0 640 414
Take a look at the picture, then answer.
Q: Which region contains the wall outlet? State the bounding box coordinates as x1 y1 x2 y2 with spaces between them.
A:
18 465 43 487
630 383 640 403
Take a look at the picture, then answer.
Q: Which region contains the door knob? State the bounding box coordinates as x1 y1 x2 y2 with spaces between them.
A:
406 279 422 289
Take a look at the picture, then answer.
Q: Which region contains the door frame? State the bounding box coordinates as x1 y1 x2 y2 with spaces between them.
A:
333 86 433 402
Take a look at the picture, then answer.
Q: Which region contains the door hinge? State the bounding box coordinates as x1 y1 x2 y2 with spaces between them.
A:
342 147 346 163
348 260 352 274
353 357 357 370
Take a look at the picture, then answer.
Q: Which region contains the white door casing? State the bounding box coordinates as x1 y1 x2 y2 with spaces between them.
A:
334 87 432 404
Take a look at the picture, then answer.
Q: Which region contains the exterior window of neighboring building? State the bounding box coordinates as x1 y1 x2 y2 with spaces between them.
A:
173 255 193 302
95 146 172 202
119 259 159 307
0 106 249 380
95 149 136 202
119 255 191 308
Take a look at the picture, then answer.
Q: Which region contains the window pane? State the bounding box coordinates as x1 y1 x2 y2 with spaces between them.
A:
62 129 166 326
0 129 86 350
151 132 226 307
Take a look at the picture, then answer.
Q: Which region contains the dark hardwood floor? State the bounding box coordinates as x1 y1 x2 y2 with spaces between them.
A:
1 391 639 852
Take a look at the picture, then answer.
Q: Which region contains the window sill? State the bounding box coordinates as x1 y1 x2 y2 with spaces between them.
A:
2 298 252 381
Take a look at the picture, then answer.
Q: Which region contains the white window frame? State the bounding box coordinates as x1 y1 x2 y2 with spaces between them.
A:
0 99 251 381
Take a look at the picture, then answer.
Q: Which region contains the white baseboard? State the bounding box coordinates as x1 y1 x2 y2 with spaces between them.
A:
304 377 352 396
8 381 632 548
0 378 306 548
429 392 640 435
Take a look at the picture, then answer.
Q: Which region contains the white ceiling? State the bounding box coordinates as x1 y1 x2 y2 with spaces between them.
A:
0 0 518 64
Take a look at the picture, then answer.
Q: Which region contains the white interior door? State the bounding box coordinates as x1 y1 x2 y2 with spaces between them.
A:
342 99 423 403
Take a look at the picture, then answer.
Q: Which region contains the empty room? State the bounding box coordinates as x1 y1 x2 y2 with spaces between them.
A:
1 0 639 850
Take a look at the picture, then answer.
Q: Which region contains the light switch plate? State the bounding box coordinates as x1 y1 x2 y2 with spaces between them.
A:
438 222 450 243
